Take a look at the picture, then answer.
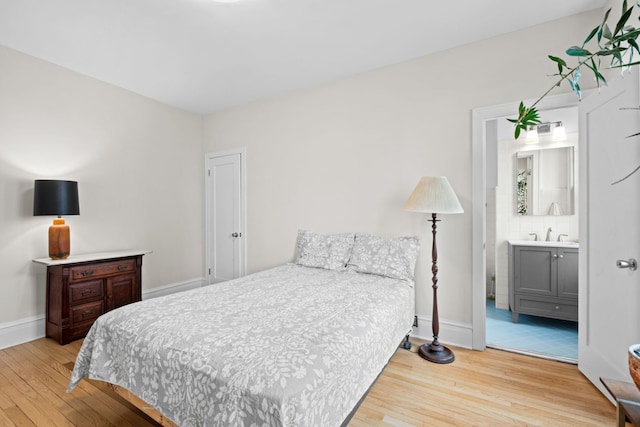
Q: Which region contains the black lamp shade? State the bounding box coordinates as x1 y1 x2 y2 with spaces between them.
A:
33 180 80 216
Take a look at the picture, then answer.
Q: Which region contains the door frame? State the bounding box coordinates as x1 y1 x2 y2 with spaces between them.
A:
471 92 583 350
205 148 247 283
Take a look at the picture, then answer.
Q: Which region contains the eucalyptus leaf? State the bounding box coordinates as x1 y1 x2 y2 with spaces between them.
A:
614 6 633 36
584 27 599 46
548 55 567 66
609 60 640 68
616 29 640 42
601 8 611 28
549 55 567 74
567 46 591 56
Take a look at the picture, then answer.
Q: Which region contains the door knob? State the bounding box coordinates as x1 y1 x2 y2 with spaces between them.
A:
232 232 241 238
616 258 637 271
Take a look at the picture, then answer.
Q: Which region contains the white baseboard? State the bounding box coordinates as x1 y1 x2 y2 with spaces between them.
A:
0 315 46 351
0 277 206 351
141 277 205 300
410 315 473 350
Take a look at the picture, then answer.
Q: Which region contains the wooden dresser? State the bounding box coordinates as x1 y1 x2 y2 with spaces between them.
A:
33 250 151 345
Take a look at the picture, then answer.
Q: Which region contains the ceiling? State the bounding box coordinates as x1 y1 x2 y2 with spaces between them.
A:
0 0 606 115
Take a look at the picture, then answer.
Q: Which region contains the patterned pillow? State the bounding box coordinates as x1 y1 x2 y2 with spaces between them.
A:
294 230 355 271
347 234 420 282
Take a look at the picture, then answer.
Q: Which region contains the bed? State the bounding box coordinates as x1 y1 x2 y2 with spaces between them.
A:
68 231 419 426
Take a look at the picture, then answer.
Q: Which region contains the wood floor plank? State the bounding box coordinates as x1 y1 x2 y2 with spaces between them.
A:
2 406 35 427
1 345 97 426
0 355 73 427
0 407 17 426
0 337 618 426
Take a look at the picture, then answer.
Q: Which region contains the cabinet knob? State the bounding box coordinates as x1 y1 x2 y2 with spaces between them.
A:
552 254 558 259
559 254 564 259
555 306 560 310
81 270 94 277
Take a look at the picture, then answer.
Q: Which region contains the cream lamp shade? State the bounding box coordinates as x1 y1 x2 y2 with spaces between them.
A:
403 176 463 214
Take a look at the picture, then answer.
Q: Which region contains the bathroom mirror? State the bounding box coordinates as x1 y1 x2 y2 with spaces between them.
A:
515 146 575 215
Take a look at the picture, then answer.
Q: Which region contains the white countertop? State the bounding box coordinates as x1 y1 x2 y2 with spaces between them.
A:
32 249 152 266
508 239 579 248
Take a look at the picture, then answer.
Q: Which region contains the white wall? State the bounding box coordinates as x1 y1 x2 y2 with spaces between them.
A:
0 46 204 325
203 10 601 334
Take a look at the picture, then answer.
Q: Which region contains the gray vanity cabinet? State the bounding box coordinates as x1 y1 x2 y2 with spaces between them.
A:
509 244 578 323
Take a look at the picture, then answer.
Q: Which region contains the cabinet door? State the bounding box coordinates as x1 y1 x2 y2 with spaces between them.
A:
514 246 555 296
557 248 579 298
106 273 138 311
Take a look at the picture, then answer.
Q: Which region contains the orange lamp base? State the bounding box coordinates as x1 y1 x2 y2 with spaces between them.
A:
49 218 70 260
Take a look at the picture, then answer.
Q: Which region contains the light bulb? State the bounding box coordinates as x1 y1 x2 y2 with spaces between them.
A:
525 126 539 144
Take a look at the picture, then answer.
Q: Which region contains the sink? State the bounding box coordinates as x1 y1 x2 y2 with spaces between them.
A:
508 239 579 248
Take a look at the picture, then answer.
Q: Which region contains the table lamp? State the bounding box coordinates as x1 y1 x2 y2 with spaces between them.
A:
33 180 80 260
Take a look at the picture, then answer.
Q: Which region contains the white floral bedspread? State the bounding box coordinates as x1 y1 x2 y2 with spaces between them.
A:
68 264 414 426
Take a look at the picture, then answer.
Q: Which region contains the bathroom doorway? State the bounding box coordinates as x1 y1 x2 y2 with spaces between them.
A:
478 100 580 363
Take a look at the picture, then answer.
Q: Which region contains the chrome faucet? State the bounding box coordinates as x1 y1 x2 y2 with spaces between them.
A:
545 227 552 241
557 233 568 242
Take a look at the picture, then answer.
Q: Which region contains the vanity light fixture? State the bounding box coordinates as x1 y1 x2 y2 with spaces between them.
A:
524 121 567 144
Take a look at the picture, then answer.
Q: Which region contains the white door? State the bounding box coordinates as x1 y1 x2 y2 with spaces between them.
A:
579 68 640 396
206 151 245 284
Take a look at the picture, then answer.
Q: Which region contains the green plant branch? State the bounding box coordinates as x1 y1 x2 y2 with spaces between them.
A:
509 0 640 184
510 60 589 130
511 1 639 133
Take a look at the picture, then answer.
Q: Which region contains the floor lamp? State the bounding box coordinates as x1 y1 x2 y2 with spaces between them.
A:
404 176 463 364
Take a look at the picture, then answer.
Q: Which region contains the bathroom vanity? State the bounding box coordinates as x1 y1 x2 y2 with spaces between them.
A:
508 240 579 323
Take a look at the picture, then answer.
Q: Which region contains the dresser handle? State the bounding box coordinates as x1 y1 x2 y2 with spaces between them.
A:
80 289 93 296
117 265 128 271
81 270 94 277
81 310 93 317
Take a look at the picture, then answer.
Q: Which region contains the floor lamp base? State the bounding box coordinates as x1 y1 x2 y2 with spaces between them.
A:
418 342 455 364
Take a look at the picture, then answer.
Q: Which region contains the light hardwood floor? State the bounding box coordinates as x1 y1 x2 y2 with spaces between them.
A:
0 337 616 426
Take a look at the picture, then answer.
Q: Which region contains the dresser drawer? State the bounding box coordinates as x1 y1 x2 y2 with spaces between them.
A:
70 301 104 325
514 295 578 321
69 280 103 304
69 259 136 282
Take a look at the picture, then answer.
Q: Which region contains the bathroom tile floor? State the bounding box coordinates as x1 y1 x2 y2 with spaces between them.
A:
486 299 578 362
